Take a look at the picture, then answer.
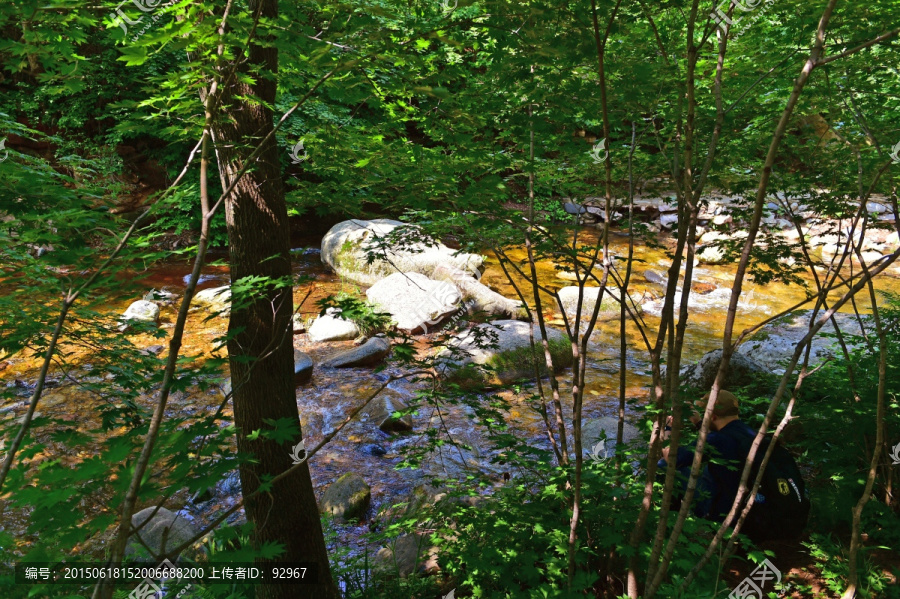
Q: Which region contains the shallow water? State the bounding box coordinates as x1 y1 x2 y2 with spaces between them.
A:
2 226 899 560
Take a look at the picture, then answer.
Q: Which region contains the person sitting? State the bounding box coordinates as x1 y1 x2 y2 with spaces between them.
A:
659 390 756 524
658 389 810 542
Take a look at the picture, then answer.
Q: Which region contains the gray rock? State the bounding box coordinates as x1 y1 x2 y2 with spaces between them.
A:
307 308 360 342
422 436 486 478
366 272 462 333
320 336 391 368
319 473 370 522
401 484 448 517
436 320 573 386
712 213 732 226
581 417 641 458
556 286 632 318
127 507 200 561
120 300 160 330
192 286 231 314
294 350 313 385
374 534 440 579
736 310 864 371
644 270 667 285
697 231 730 264
321 219 482 286
300 411 324 438
660 213 679 229
358 443 387 457
431 264 524 320
563 202 587 215
360 390 413 433
678 348 770 391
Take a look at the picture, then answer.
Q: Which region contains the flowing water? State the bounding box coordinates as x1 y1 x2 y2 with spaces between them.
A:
2 227 899 560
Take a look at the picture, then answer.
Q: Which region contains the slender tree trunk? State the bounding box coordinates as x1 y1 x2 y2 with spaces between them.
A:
214 2 338 597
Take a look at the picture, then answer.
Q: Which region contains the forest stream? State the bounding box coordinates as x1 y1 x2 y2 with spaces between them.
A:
2 225 899 564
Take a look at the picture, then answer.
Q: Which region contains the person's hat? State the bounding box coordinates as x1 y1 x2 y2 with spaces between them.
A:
695 390 740 417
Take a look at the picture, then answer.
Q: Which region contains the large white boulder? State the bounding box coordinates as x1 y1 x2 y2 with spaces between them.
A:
366 272 462 334
321 219 483 286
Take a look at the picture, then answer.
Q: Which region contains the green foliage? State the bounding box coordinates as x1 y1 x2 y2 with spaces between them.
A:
316 292 393 336
2 0 900 597
800 534 898 599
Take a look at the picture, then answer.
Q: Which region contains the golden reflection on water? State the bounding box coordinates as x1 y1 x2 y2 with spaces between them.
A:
2 228 899 556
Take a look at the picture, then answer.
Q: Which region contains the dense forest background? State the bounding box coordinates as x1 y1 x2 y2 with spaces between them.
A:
1 0 899 597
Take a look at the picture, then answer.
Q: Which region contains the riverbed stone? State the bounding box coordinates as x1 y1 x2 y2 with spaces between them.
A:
644 270 667 285
660 213 679 229
556 286 638 319
366 272 462 333
320 473 371 522
431 264 524 319
736 310 864 371
320 336 391 368
294 350 313 385
121 300 160 329
436 320 573 386
192 286 231 314
126 507 200 561
358 443 388 457
321 219 483 286
360 390 413 433
374 533 440 578
677 348 771 392
697 231 730 264
307 308 360 342
581 417 641 459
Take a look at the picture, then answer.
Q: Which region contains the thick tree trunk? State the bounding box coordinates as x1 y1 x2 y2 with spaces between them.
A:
213 2 339 598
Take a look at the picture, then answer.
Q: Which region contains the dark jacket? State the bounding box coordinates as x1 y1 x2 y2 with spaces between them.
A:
658 419 756 522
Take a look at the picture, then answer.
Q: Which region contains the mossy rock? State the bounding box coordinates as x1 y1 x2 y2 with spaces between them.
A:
321 219 483 286
319 473 371 522
436 320 573 387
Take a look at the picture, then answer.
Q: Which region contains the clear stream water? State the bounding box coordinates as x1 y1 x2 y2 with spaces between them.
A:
2 226 898 560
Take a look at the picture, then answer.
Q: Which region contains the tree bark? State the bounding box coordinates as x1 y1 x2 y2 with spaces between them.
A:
214 1 339 597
